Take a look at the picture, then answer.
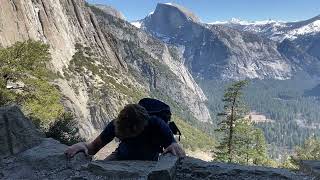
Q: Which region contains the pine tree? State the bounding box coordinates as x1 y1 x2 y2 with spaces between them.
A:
233 119 272 166
215 80 274 166
233 119 255 165
294 136 320 161
252 128 269 165
215 80 249 163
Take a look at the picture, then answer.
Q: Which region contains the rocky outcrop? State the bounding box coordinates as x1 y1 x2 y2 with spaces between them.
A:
176 158 315 180
83 154 179 179
300 160 320 179
0 105 43 158
0 106 316 180
0 105 178 180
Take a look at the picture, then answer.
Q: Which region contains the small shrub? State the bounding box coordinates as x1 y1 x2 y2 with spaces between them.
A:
46 112 84 145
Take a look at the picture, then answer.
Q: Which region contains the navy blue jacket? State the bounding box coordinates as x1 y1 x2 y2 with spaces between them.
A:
100 116 176 161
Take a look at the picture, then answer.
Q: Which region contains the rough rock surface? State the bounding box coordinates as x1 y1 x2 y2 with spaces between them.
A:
300 160 320 179
176 158 315 180
0 105 43 158
91 6 211 122
0 106 317 180
140 3 320 80
1 141 317 180
0 0 212 139
141 3 293 80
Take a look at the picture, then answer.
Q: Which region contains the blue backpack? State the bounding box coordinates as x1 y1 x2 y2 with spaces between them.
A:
138 98 182 141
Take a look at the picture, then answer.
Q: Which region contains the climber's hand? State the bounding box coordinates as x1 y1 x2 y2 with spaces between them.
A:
163 142 186 158
64 142 88 158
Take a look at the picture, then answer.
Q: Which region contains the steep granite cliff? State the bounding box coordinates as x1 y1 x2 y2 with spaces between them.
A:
0 0 211 139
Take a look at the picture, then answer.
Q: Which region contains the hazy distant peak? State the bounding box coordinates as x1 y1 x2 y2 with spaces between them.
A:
209 18 286 26
92 4 125 20
156 2 200 22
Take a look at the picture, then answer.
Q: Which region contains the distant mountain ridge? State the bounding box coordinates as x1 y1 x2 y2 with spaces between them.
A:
133 3 320 80
136 3 294 80
209 15 320 42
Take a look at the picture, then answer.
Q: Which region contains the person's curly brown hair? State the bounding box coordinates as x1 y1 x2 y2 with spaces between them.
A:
114 104 149 140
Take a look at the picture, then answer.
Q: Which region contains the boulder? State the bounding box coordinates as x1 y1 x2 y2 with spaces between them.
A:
148 154 179 180
300 160 320 179
1 138 91 180
0 105 43 158
18 138 90 170
84 160 155 179
83 154 180 180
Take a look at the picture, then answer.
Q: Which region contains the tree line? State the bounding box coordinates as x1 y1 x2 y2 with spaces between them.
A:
214 80 320 168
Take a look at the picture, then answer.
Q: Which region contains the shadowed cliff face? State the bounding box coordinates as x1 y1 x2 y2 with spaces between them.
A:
0 0 211 139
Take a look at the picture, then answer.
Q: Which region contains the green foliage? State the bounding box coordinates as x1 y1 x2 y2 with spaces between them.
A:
232 119 257 165
216 118 274 166
294 136 320 161
66 43 146 103
215 80 249 163
251 128 270 166
0 40 64 129
215 80 275 166
0 79 16 105
280 156 298 170
22 78 63 129
200 77 320 159
46 112 84 145
173 115 216 151
0 40 51 81
280 136 320 170
0 40 83 145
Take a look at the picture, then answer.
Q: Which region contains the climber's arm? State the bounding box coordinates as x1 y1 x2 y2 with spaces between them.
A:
65 120 115 158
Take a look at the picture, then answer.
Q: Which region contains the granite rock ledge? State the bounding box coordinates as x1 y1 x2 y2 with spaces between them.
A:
0 105 318 180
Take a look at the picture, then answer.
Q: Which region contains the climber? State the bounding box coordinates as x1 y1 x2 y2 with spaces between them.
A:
64 103 185 161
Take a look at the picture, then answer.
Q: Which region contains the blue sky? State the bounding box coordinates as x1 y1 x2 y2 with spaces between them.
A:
87 0 320 23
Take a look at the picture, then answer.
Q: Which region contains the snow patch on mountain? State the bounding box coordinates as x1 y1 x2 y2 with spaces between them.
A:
285 20 320 40
164 2 173 5
210 16 320 41
131 21 142 28
209 18 285 26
